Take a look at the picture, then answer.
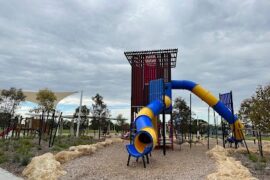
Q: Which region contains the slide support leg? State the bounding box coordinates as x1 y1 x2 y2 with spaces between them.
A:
146 154 149 164
127 155 131 166
142 156 146 168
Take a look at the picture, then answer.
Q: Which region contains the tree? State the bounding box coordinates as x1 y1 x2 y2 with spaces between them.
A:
238 98 253 124
90 94 110 138
192 119 208 135
172 97 191 136
0 87 26 116
239 84 270 132
36 88 57 112
116 114 126 133
74 105 90 120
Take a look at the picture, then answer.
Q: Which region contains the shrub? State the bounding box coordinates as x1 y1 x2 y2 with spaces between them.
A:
36 145 42 151
20 155 31 166
0 155 8 164
254 162 266 170
248 153 258 162
19 139 33 148
0 150 4 156
259 157 267 163
16 145 30 155
12 153 21 163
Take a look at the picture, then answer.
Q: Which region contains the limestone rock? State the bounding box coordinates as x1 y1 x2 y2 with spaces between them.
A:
22 153 66 180
54 150 82 164
207 145 257 180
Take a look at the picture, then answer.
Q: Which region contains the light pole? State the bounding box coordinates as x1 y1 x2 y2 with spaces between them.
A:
76 90 83 137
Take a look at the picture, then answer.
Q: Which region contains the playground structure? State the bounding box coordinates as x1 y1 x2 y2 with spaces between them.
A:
124 49 245 168
125 49 177 153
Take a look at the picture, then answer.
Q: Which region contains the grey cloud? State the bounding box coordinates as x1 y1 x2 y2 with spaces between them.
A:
0 0 270 118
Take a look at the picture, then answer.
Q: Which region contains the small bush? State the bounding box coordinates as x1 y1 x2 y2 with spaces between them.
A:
16 145 31 155
3 141 10 151
259 157 267 163
36 145 42 151
0 150 4 156
254 162 266 170
12 154 21 163
0 155 8 164
19 139 33 147
0 140 4 147
12 141 20 149
248 153 258 162
20 155 31 166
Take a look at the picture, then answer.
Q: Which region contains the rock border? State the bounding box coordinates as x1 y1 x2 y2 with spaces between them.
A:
206 145 258 180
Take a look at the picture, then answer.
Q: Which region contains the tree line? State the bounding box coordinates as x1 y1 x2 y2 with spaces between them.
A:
0 87 128 134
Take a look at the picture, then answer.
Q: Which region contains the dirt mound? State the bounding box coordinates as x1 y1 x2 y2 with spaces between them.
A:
22 153 66 180
207 145 257 180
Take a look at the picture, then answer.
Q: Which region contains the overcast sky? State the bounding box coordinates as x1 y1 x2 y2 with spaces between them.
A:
0 0 269 123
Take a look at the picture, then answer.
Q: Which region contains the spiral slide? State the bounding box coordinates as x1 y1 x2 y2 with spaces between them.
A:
126 96 171 157
127 80 244 158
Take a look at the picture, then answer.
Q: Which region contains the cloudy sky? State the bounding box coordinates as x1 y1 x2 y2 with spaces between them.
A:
0 0 269 123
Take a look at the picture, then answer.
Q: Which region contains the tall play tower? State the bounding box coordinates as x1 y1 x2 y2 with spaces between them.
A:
125 49 178 149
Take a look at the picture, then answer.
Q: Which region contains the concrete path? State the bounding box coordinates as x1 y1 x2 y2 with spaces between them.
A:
0 167 23 180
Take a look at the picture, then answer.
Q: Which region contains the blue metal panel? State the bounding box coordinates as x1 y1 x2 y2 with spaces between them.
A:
219 92 233 111
149 79 172 113
149 79 163 103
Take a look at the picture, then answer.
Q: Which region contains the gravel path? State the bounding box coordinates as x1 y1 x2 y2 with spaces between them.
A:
60 141 216 180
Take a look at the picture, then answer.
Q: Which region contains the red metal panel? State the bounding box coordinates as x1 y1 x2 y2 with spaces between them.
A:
144 55 157 85
131 65 143 106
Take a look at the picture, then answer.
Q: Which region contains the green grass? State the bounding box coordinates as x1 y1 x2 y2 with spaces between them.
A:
244 135 270 141
248 153 258 162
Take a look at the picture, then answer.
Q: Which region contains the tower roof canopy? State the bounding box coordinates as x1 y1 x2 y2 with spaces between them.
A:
124 48 178 67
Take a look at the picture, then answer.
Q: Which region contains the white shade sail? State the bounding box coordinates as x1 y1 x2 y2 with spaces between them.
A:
0 90 77 106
